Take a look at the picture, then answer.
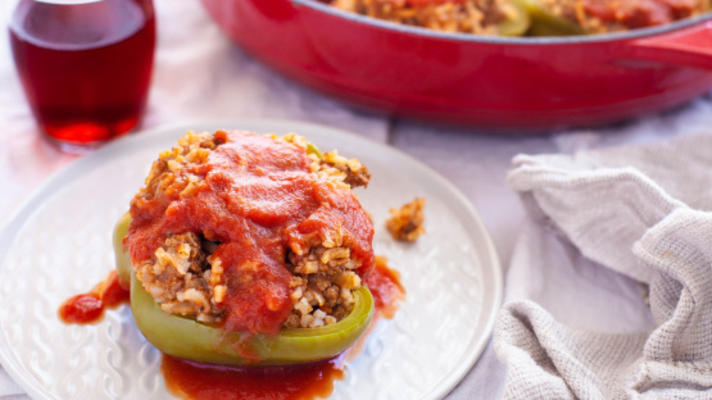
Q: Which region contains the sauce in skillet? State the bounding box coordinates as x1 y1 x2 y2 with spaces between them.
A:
582 0 704 28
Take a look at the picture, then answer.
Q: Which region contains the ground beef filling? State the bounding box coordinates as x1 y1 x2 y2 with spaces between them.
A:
130 130 371 330
135 232 226 324
285 233 363 328
386 198 426 242
332 0 515 34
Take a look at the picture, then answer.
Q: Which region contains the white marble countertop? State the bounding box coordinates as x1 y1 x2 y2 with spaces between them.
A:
1 1 711 399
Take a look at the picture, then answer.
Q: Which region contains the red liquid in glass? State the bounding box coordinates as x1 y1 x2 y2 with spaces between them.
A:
9 0 155 149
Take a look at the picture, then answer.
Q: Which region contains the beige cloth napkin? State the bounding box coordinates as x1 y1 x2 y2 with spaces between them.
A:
495 133 712 399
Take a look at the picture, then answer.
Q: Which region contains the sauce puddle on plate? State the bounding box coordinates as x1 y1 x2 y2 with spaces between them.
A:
58 270 129 324
162 356 344 400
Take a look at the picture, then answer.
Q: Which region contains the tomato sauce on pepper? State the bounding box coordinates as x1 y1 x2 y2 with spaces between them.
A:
59 270 129 324
162 261 404 400
365 256 406 319
127 131 375 335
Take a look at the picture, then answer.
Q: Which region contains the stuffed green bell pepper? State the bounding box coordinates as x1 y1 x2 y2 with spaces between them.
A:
116 130 379 366
115 214 373 365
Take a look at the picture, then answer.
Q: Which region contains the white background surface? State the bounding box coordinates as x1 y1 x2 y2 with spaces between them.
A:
1 1 711 399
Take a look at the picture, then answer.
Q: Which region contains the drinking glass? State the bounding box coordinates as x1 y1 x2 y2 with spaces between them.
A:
8 0 156 152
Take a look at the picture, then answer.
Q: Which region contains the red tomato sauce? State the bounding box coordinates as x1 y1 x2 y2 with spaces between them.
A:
162 356 344 400
365 256 406 319
58 270 129 324
162 260 404 400
127 130 374 335
583 0 702 28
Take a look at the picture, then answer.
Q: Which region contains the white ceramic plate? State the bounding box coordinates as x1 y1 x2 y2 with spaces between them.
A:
0 120 501 400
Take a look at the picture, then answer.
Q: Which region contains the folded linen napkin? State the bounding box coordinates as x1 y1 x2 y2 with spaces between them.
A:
495 133 712 399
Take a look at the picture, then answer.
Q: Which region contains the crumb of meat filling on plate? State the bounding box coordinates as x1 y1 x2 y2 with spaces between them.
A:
386 198 426 242
127 130 374 331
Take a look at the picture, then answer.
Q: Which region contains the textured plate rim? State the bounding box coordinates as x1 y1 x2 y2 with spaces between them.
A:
0 118 502 400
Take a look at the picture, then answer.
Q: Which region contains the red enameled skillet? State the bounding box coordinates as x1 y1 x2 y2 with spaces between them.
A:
202 0 712 131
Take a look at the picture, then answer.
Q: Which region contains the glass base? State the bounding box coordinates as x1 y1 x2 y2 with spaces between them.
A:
39 116 139 154
45 135 107 155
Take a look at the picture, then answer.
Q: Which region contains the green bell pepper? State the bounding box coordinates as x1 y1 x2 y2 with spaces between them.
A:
113 214 375 365
113 212 132 287
496 0 532 37
513 0 585 36
306 142 323 160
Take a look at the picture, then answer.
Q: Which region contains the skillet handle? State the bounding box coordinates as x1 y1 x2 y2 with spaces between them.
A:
627 21 712 70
